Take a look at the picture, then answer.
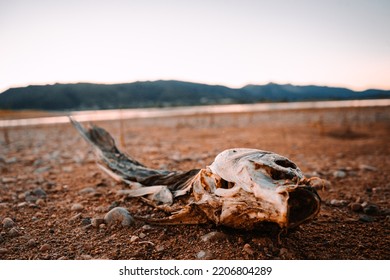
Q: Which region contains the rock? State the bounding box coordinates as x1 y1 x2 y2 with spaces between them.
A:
71 203 84 212
243 243 254 255
81 218 91 226
0 248 8 255
139 233 146 239
91 218 105 228
40 243 51 252
200 231 228 242
142 225 152 230
78 187 96 195
333 170 346 178
79 254 93 260
104 207 134 227
9 228 20 237
130 235 139 243
99 224 106 229
2 217 15 229
32 188 47 198
308 178 332 190
2 177 16 184
27 239 37 248
330 199 348 207
349 202 363 212
196 250 213 259
35 198 45 206
359 214 374 223
156 245 165 252
279 248 293 259
359 164 377 171
34 166 51 174
363 204 380 215
62 166 73 173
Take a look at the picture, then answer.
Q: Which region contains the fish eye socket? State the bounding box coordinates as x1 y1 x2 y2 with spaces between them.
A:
270 169 295 180
274 159 297 169
220 179 235 189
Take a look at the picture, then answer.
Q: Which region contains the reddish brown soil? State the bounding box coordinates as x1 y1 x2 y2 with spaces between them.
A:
1 106 389 260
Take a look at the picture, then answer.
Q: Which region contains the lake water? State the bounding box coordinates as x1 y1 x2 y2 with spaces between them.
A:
1 99 389 128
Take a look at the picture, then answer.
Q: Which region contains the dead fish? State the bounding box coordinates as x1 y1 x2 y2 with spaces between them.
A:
70 117 321 230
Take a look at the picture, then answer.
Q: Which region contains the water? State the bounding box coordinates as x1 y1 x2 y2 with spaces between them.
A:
1 99 389 128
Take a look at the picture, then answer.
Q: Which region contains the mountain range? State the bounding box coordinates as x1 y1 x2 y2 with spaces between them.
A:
0 80 389 111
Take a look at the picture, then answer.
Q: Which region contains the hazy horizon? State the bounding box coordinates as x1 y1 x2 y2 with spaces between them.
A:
1 0 390 93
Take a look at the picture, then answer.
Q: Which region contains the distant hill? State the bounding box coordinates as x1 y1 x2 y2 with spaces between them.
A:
0 80 389 111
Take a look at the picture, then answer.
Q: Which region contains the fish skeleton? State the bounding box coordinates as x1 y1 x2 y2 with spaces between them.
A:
70 117 321 230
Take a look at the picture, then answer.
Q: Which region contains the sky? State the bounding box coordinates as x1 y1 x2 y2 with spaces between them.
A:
1 0 389 93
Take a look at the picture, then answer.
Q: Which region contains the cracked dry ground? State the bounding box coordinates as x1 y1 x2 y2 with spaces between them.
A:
1 106 389 260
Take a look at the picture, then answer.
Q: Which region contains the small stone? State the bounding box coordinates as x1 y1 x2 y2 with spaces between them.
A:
130 235 139 243
359 164 377 172
2 217 15 229
330 199 348 207
200 231 228 242
17 202 27 208
34 166 51 174
78 187 96 195
363 204 380 215
62 166 73 173
81 218 91 226
58 256 68 260
91 218 105 228
359 214 374 222
79 254 93 260
27 239 37 248
156 245 164 252
104 207 134 227
142 225 152 230
0 248 8 255
9 228 20 237
196 250 213 259
2 177 16 183
40 244 51 252
99 224 106 229
35 198 45 206
333 170 346 178
139 233 146 239
308 178 332 190
243 243 254 255
32 188 47 198
71 203 84 212
349 202 363 212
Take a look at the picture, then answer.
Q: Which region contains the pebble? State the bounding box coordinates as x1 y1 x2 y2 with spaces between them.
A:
9 228 20 237
32 188 47 198
35 198 45 206
2 217 15 229
34 166 51 174
81 218 91 226
359 214 374 223
279 248 293 259
27 239 37 248
330 199 348 207
308 178 332 190
363 204 380 215
156 245 165 252
359 164 377 171
196 250 213 259
71 203 84 212
139 233 146 239
40 243 51 252
243 243 254 255
349 203 363 212
333 170 347 178
78 187 96 195
130 235 139 243
0 248 8 255
99 224 106 229
91 218 105 228
200 231 228 242
2 177 16 183
103 207 134 227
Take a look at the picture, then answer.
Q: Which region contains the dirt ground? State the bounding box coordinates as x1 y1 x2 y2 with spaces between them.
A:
0 106 389 260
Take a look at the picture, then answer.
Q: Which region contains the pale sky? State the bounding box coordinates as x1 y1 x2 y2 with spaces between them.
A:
1 0 390 93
